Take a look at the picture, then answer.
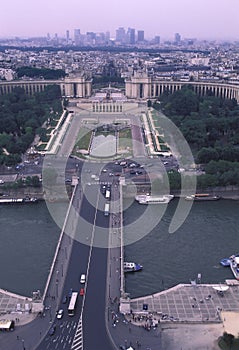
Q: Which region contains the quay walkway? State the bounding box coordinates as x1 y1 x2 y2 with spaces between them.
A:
0 288 36 326
124 282 239 325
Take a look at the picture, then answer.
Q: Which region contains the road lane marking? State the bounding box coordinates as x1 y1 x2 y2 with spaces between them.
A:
71 316 83 350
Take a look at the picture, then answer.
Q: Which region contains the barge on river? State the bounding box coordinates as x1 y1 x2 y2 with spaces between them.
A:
0 197 38 204
185 194 220 201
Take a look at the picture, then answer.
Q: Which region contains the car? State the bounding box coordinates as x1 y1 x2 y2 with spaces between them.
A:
56 309 64 319
48 324 56 336
80 288 84 296
62 295 67 304
80 274 86 283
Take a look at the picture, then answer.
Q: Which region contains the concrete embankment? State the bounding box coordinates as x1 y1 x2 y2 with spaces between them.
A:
123 184 239 200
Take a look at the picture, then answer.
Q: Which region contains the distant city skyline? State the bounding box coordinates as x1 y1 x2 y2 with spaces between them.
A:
1 0 239 40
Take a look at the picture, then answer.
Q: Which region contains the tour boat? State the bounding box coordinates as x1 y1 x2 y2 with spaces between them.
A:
123 262 143 273
135 194 174 204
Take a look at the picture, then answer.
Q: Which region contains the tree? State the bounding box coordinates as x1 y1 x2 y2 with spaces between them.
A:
31 176 41 187
147 100 152 108
222 332 235 349
197 147 219 164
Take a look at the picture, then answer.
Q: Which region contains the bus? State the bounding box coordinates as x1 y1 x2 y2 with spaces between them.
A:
68 291 78 316
104 202 110 216
105 189 110 199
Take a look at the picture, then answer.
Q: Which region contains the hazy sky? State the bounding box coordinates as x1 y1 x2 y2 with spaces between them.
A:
1 0 239 40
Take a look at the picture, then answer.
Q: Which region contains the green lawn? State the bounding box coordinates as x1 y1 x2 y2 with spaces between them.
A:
118 128 132 150
74 127 92 150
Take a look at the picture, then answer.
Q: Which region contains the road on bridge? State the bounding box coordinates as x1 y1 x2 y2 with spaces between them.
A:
37 183 115 350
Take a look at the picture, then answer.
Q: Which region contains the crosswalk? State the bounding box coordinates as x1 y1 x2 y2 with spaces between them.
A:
71 316 83 350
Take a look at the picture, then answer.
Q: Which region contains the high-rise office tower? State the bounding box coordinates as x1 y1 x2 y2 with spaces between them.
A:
105 31 110 41
116 27 126 43
66 30 70 42
137 30 144 42
74 29 81 45
154 36 160 45
127 28 135 45
174 33 181 44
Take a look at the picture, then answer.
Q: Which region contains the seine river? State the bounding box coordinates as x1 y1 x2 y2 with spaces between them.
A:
0 199 238 298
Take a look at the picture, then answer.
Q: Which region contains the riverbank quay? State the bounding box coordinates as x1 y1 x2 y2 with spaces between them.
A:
0 288 37 326
115 282 239 350
123 184 239 200
172 186 239 200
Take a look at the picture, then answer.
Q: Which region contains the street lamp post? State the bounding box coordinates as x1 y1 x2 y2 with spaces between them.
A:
56 281 58 298
49 306 52 322
56 270 59 298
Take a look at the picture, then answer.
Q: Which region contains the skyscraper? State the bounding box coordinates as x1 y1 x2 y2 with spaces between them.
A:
174 33 181 44
66 30 70 42
127 28 135 45
116 27 126 44
74 29 81 45
154 36 160 45
137 30 144 42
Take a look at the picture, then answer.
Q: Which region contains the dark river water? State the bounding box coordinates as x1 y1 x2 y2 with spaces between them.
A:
0 198 238 298
0 201 61 297
124 198 239 298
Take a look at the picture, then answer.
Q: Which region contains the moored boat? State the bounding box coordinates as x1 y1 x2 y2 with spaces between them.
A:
229 255 239 280
220 258 230 267
23 197 38 203
124 262 143 273
135 194 174 204
0 197 38 204
185 194 220 201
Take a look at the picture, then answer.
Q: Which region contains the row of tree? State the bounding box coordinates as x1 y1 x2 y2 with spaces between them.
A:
167 164 239 189
153 85 239 162
152 86 239 187
16 66 66 80
0 86 62 165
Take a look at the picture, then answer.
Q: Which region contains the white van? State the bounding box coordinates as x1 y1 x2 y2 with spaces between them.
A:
80 274 86 284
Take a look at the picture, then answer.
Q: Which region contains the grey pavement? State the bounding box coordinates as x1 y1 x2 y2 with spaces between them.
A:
0 288 35 326
127 283 239 324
